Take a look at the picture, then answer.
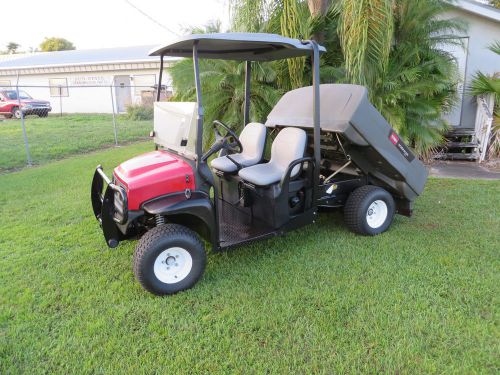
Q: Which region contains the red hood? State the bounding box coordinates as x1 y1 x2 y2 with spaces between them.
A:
114 150 195 210
116 151 180 179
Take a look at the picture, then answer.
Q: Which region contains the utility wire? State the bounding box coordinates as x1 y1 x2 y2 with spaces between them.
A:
123 0 180 36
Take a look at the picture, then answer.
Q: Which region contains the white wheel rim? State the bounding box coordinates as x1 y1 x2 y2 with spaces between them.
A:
366 200 388 229
153 247 193 284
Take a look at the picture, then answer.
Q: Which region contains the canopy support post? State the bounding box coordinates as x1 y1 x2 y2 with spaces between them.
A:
156 54 164 102
244 60 251 126
310 40 321 208
193 41 204 162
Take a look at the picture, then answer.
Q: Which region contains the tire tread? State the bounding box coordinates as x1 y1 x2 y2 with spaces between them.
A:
344 185 392 235
133 224 205 295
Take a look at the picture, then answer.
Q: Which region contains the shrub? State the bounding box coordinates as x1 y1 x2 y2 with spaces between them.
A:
126 104 153 121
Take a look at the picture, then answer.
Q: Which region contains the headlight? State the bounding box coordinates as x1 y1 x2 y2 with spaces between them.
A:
23 104 32 109
114 189 126 222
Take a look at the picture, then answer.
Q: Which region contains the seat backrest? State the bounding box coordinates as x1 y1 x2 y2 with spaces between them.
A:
239 122 267 162
270 127 307 177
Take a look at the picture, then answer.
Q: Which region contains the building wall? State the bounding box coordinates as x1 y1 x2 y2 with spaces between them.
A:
0 68 172 114
441 8 500 128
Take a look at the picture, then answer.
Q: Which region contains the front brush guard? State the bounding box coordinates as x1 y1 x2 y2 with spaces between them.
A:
91 165 127 248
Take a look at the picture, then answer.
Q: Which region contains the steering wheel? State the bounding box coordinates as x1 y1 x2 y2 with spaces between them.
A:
201 120 243 162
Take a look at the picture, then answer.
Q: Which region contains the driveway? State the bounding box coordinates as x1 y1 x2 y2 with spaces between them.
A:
429 160 500 180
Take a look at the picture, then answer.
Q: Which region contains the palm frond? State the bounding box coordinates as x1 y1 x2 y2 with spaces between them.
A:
469 72 500 99
488 40 500 55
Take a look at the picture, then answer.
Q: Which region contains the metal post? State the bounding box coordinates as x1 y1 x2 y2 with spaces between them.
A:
58 86 63 117
243 60 251 126
110 80 119 146
16 73 32 166
193 41 204 162
310 40 321 205
157 54 164 102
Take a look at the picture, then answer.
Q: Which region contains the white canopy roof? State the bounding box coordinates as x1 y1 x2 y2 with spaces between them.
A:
150 33 326 61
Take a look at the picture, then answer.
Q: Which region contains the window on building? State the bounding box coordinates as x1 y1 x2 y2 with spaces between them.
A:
133 75 156 96
49 78 69 97
0 80 11 88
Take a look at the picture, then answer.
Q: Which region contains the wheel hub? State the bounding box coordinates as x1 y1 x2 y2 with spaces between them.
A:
153 247 193 284
366 200 388 229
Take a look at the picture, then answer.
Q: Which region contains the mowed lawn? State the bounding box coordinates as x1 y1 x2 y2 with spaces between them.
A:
0 142 499 373
0 114 152 173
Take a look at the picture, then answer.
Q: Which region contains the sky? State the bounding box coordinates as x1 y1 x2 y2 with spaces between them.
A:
1 0 230 52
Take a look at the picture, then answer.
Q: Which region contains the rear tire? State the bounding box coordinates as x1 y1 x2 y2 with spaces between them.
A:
344 185 395 236
133 224 206 295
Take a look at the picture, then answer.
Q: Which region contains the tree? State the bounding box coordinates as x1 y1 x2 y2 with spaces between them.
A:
363 0 465 156
489 1 500 9
244 0 465 156
169 22 282 148
6 42 20 54
171 0 465 156
307 0 331 42
39 37 75 52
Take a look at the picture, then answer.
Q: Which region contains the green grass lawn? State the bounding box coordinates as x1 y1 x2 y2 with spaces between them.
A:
0 114 152 173
1 142 499 373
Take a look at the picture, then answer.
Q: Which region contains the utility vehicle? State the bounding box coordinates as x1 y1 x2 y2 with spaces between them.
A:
91 33 428 295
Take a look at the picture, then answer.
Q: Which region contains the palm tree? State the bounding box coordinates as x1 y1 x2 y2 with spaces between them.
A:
170 58 282 147
169 22 282 148
170 0 464 156
233 0 464 156
370 0 465 156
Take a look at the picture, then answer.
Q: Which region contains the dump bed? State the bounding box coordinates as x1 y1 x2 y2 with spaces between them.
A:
265 84 428 201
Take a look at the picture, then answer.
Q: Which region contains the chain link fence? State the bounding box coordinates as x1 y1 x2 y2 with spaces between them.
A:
0 79 173 173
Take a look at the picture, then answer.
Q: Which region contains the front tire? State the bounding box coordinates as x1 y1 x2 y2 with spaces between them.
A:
133 224 206 295
344 185 395 236
11 107 22 119
38 111 49 118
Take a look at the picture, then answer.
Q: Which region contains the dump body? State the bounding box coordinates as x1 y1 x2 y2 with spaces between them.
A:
266 84 428 201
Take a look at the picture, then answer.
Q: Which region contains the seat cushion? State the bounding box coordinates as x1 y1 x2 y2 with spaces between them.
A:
240 122 267 161
237 162 285 186
238 127 307 186
211 153 258 173
210 122 267 173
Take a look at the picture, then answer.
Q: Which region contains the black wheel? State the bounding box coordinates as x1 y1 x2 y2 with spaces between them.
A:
133 224 206 295
344 185 395 236
11 107 22 119
38 111 48 118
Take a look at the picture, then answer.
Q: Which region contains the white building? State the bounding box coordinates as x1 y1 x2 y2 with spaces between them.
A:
0 46 179 113
442 0 500 129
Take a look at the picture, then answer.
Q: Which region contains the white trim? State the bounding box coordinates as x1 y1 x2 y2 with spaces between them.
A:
452 0 500 23
0 60 177 77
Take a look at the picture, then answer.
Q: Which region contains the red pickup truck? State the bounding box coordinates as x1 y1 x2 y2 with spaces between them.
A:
0 89 52 119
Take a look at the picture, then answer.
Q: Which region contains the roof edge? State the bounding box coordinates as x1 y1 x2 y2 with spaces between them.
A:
451 0 500 22
0 57 180 71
